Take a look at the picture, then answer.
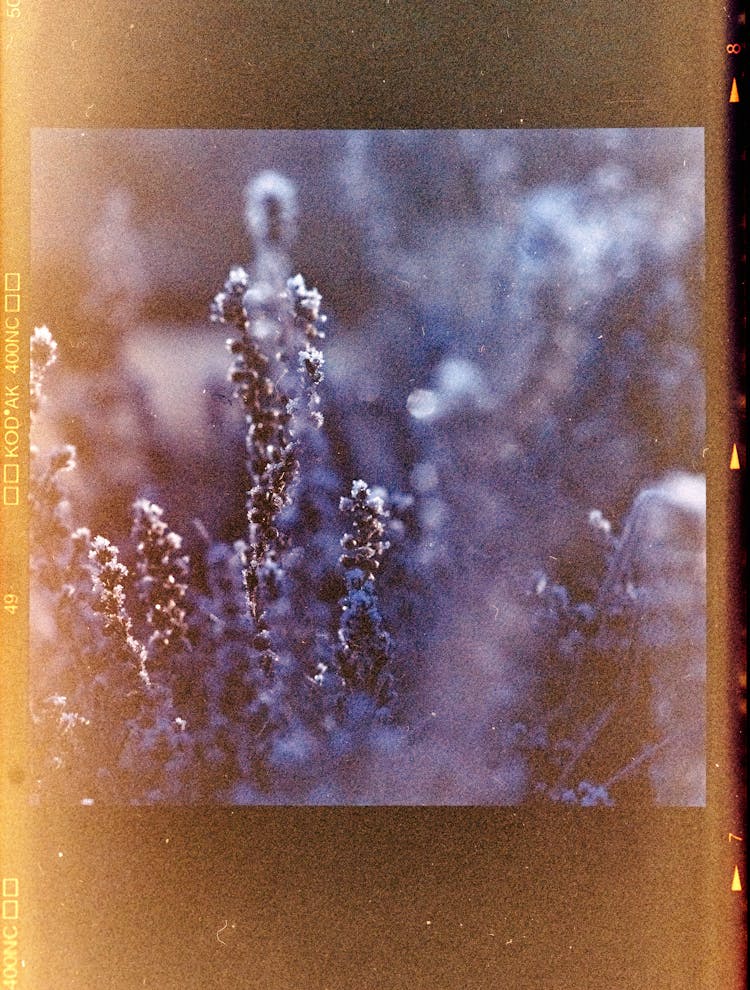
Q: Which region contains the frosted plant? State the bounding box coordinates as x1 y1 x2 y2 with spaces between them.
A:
527 474 706 805
89 535 150 688
526 507 645 805
211 187 326 684
195 539 280 798
131 498 190 662
29 339 88 589
289 273 326 429
87 535 193 803
212 265 298 672
29 442 77 588
28 359 101 799
332 480 396 713
30 326 196 803
31 694 91 804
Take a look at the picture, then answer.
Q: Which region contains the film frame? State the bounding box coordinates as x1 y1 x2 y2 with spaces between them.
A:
1 3 746 987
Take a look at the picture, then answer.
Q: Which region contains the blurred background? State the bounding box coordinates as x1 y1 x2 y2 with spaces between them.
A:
30 128 705 537
30 128 706 803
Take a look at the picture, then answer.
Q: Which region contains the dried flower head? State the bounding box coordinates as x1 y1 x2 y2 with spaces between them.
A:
131 499 190 654
334 481 396 711
89 535 150 688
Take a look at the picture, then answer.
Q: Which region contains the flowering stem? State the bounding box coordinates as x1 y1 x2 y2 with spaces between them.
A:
212 264 325 678
334 480 396 712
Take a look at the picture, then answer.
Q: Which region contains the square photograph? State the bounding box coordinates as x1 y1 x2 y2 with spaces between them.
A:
29 128 706 805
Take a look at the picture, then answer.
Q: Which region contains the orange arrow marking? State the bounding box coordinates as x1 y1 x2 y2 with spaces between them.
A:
729 78 740 103
730 444 740 469
731 865 742 891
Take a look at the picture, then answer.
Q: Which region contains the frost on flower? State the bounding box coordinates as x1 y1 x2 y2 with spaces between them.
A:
333 480 396 712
